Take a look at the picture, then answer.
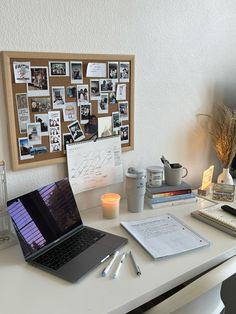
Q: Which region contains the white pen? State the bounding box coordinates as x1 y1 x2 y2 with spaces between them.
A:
130 251 141 276
112 252 126 279
101 251 119 277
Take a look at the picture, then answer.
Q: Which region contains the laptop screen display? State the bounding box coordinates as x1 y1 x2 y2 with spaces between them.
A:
7 178 83 258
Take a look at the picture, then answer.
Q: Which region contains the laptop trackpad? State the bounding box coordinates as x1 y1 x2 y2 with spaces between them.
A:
57 236 118 282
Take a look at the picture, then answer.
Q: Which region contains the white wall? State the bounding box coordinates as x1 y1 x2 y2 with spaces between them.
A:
1 0 236 208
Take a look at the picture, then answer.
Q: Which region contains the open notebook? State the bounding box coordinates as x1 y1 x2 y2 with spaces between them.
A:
191 206 236 237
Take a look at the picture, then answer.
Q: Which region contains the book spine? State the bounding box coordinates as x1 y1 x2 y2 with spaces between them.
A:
145 189 192 199
147 197 197 209
145 192 196 204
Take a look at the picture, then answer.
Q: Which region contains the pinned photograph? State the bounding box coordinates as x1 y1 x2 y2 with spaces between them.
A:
66 86 77 98
48 61 69 76
51 143 61 152
90 80 100 100
63 133 74 153
120 125 129 144
98 116 112 138
29 146 47 155
50 127 60 136
30 98 51 112
116 84 126 100
13 62 31 83
80 103 91 124
27 66 49 97
109 92 117 104
70 61 83 84
119 62 130 82
100 79 115 92
112 111 121 132
63 102 77 121
68 120 85 142
118 101 129 120
18 137 33 160
77 84 89 104
52 86 65 109
84 115 98 137
27 122 41 145
48 110 62 152
108 62 118 81
98 93 108 114
34 114 48 136
16 93 30 133
48 111 61 127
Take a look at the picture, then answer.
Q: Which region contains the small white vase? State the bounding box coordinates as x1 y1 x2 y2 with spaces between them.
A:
217 168 234 185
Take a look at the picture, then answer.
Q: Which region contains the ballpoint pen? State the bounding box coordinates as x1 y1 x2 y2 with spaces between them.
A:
129 251 141 276
101 251 119 277
112 252 126 279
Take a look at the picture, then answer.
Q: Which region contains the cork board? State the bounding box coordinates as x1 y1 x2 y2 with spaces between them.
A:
2 51 134 170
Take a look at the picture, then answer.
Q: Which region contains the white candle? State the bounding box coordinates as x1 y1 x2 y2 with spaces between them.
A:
101 193 120 219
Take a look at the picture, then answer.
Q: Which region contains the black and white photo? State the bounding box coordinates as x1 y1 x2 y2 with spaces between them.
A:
70 61 83 84
49 61 69 76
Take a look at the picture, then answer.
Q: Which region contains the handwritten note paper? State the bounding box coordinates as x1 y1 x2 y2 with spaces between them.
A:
201 165 214 190
66 136 123 194
86 63 106 77
121 214 209 259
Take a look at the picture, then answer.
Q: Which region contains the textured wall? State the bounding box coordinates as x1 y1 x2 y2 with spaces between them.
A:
1 0 236 208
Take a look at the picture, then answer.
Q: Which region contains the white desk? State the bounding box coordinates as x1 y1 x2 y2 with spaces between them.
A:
1 199 236 314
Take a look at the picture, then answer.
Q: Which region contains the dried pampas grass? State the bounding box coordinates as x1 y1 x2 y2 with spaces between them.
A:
209 103 236 168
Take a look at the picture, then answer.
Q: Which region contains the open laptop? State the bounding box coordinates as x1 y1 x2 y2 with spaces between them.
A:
7 178 127 282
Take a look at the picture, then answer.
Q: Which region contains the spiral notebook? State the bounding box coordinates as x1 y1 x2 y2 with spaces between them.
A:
191 206 236 237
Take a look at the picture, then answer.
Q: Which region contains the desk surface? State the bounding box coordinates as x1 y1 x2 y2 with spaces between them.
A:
1 198 236 314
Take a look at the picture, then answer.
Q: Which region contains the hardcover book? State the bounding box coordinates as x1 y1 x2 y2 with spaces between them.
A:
146 197 197 209
146 181 192 195
145 189 192 199
145 192 196 205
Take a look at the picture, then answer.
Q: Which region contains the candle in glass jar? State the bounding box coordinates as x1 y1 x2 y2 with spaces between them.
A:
101 193 120 219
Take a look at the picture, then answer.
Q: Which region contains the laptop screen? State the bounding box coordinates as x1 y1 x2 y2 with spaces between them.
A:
7 178 83 258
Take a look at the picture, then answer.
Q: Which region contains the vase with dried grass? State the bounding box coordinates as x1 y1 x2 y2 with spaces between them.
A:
209 103 236 185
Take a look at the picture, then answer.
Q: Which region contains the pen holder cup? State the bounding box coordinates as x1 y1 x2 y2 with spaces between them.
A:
164 165 188 186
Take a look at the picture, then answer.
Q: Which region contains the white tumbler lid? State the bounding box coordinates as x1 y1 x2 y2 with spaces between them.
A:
126 167 146 179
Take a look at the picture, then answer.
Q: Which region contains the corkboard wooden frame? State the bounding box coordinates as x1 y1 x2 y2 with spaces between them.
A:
2 51 135 171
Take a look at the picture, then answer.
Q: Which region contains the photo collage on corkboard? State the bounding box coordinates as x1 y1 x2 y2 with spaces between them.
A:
2 52 134 170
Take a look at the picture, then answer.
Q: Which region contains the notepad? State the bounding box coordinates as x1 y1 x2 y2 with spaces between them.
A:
120 214 210 259
197 206 236 231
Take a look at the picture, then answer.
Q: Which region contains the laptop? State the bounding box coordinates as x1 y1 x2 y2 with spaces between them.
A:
7 178 128 282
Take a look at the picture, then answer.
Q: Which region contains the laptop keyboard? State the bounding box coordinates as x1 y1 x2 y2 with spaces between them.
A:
33 228 105 270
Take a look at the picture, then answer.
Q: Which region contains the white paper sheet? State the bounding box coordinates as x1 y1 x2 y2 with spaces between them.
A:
86 63 106 77
66 136 123 194
121 214 210 259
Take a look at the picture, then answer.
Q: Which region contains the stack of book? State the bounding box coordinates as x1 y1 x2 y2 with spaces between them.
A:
145 181 196 209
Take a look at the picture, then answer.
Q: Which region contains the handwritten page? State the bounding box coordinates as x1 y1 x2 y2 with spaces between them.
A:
121 214 209 259
86 63 106 77
66 136 123 194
